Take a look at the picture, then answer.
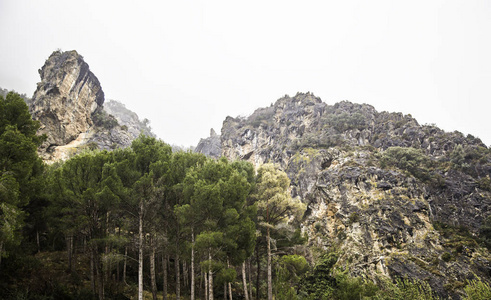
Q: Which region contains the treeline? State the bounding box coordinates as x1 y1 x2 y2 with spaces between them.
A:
43 137 305 300
2 91 491 300
0 91 308 300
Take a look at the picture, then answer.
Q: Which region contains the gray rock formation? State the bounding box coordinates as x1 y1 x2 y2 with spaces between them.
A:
195 128 221 158
29 50 154 161
31 50 104 153
217 92 491 298
103 99 155 139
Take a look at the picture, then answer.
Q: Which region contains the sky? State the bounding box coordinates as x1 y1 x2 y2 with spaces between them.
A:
1 0 490 147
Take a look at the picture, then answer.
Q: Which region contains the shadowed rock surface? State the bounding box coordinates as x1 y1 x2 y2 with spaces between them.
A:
195 128 221 158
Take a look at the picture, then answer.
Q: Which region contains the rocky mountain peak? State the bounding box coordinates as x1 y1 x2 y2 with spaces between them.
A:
30 50 105 155
201 92 491 298
29 50 154 161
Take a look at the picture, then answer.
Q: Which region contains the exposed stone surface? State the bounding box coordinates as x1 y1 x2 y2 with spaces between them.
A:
195 128 221 158
29 50 154 161
217 92 491 298
31 50 104 157
103 99 155 139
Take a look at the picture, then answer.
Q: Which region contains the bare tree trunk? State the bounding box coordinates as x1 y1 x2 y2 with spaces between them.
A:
256 247 260 300
138 200 144 300
36 230 40 253
227 260 232 300
176 253 181 300
66 234 73 272
150 237 157 300
242 261 249 300
204 270 209 300
248 259 253 300
224 283 227 300
267 227 272 300
208 251 214 300
183 260 188 288
191 230 195 300
96 250 104 300
123 246 128 284
90 247 96 296
162 254 168 300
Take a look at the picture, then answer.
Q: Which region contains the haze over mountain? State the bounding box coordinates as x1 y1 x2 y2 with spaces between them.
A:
1 0 490 147
1 48 491 299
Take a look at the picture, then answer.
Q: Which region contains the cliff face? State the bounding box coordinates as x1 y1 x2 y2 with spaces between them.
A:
195 128 221 158
30 50 154 161
31 50 104 151
215 92 491 298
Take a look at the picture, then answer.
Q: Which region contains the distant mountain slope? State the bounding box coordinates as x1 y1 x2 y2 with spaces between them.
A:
197 92 491 298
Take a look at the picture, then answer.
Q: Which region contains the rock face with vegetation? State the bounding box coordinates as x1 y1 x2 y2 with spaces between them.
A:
28 50 153 161
30 50 104 152
195 128 221 158
217 92 491 298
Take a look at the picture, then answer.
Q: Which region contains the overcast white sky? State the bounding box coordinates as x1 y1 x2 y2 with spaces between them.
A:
1 0 490 147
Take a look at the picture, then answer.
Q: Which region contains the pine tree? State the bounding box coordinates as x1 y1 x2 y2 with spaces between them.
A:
254 164 306 300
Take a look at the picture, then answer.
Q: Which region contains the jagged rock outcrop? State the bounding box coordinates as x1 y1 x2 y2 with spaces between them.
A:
218 92 491 299
103 99 155 139
31 50 104 153
195 128 221 158
29 50 154 161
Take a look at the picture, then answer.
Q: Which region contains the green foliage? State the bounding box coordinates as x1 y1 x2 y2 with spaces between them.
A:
299 252 338 299
325 112 367 132
479 215 491 250
332 271 378 300
450 144 466 169
441 252 452 262
248 107 275 128
0 92 44 258
380 147 433 182
372 277 437 300
92 109 118 130
463 278 491 300
254 163 306 227
274 254 309 298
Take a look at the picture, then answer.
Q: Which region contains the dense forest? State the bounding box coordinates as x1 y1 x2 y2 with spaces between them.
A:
1 91 491 300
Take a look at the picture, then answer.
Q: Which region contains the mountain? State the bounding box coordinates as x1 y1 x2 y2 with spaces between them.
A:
196 92 491 298
28 50 153 161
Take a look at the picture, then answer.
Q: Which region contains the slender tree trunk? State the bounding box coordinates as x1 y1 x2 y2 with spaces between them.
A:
224 283 227 300
138 200 144 300
162 254 168 300
96 250 104 300
248 259 253 300
90 247 96 296
208 251 214 300
36 230 40 253
267 227 273 300
150 237 157 300
204 270 209 300
191 230 195 300
256 247 260 300
227 259 232 300
66 234 73 272
123 246 128 284
176 253 181 300
183 260 188 288
242 261 249 300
